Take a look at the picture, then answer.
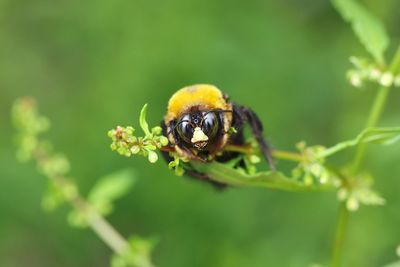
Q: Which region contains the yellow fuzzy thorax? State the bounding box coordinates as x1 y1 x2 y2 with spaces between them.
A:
165 84 230 122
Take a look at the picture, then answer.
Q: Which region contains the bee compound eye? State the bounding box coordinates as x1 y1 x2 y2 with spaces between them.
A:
176 116 194 143
202 112 219 139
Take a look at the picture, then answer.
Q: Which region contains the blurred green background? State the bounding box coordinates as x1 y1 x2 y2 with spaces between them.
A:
1 1 400 266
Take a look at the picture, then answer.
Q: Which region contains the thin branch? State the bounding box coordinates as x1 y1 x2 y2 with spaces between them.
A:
36 150 130 256
351 46 400 173
331 45 400 267
224 144 303 162
331 203 349 267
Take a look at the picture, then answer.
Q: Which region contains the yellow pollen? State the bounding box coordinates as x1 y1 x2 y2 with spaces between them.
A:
191 127 208 143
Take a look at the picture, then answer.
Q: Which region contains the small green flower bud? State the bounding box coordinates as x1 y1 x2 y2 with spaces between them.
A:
168 161 177 169
304 173 314 186
62 183 78 201
159 136 169 146
151 126 162 135
145 144 157 151
148 150 158 163
310 163 322 177
369 68 381 80
291 167 302 179
319 172 329 184
333 179 342 188
337 188 348 201
379 72 394 87
126 136 137 143
248 155 260 164
130 145 140 154
394 75 400 87
175 166 185 176
346 197 359 211
126 126 135 135
110 143 117 150
107 130 115 138
117 147 130 156
348 71 362 88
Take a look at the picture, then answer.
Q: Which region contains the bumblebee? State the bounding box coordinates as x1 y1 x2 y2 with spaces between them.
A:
161 84 275 185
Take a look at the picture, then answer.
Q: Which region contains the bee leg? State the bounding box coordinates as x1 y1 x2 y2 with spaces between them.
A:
234 105 276 171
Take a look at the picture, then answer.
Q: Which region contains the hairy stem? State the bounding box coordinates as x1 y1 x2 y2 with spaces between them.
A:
331 46 400 267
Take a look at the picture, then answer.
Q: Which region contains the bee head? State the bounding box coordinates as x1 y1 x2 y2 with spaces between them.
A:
174 111 220 150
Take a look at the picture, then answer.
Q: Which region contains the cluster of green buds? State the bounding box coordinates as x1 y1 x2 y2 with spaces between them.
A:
242 154 261 175
167 156 188 176
347 56 400 88
12 98 79 205
292 141 340 187
108 104 169 163
291 140 386 211
240 138 261 175
12 97 50 161
12 98 155 266
337 172 385 211
219 137 261 175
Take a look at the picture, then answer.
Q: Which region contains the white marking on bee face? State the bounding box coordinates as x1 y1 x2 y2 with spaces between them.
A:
191 127 209 143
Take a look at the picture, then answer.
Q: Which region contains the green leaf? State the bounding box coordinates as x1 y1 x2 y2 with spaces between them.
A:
317 127 400 159
192 162 335 192
332 0 389 64
139 104 150 136
88 169 136 216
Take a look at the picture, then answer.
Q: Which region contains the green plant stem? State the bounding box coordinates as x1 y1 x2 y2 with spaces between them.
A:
331 203 349 267
351 84 391 172
352 46 400 172
224 144 254 154
74 198 129 254
272 149 303 162
224 144 303 162
331 46 400 267
36 153 130 255
192 161 335 192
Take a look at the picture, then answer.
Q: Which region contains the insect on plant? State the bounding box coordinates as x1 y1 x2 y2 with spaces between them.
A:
160 84 275 187
11 0 400 267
